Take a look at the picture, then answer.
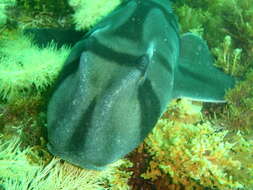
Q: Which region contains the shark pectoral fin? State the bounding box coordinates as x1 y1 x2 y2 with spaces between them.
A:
173 33 235 102
23 28 86 48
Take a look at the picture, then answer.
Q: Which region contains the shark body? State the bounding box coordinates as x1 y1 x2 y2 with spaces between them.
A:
27 0 235 170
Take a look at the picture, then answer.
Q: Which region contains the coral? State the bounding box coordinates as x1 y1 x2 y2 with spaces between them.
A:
142 100 253 190
68 0 122 30
0 32 71 102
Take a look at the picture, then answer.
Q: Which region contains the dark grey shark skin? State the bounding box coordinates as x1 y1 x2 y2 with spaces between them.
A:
45 0 235 170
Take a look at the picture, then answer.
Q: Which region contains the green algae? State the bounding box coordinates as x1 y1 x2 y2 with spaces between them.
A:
0 33 70 102
143 100 253 190
16 0 72 17
0 137 132 190
0 0 15 27
0 0 253 189
69 0 122 30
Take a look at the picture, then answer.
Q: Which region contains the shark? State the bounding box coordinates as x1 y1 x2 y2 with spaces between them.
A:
25 0 235 170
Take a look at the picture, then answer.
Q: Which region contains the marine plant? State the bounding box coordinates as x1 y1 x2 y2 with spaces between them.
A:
175 0 253 71
175 0 253 133
140 1 253 188
142 100 253 190
0 135 132 190
224 70 253 132
68 0 122 30
0 33 71 102
174 5 208 36
0 4 7 27
0 0 15 27
0 0 252 189
213 35 243 76
212 35 253 131
16 0 72 17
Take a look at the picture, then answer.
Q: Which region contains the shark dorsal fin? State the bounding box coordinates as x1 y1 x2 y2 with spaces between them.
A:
173 33 235 102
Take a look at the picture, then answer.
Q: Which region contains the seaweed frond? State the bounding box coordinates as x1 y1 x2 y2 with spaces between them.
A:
213 35 244 77
68 0 122 30
0 0 15 27
174 5 209 36
142 100 253 190
0 135 133 190
224 70 253 131
0 32 71 102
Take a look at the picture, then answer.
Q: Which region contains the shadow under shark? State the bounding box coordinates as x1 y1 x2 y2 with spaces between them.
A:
25 0 235 170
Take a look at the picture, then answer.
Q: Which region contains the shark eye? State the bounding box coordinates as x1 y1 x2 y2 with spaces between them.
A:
135 55 150 85
136 55 149 73
138 75 146 85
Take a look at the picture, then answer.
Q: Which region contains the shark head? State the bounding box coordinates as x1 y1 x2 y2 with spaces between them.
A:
47 41 176 169
35 0 235 170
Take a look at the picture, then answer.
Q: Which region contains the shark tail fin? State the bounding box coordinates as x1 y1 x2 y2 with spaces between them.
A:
173 33 235 102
